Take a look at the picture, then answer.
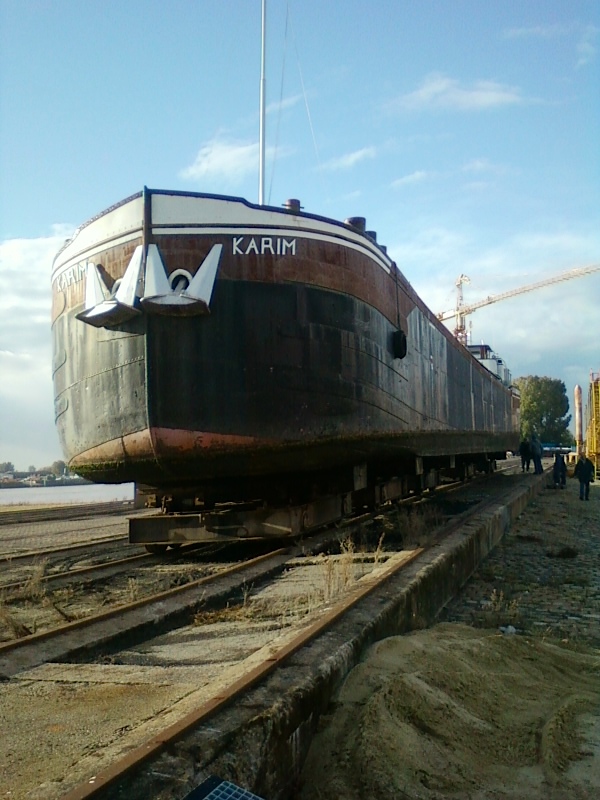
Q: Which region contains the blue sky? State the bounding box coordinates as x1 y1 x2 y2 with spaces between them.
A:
1 0 599 471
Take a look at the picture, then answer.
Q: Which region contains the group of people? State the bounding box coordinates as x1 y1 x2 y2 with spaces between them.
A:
518 435 595 500
518 435 544 475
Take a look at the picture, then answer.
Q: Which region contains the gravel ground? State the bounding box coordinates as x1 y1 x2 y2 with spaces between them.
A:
441 474 600 646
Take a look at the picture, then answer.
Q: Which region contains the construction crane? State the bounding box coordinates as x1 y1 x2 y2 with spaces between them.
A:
437 264 600 344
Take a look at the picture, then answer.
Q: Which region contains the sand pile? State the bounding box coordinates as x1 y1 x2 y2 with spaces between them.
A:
299 623 600 799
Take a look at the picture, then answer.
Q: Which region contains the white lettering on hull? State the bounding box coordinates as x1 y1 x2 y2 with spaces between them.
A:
53 262 87 293
232 237 296 256
54 235 298 295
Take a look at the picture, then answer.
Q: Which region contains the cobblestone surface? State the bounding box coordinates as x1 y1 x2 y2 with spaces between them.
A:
442 474 600 647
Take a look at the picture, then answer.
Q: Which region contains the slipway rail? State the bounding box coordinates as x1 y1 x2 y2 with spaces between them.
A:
42 481 531 800
60 548 425 800
0 546 291 677
0 501 133 526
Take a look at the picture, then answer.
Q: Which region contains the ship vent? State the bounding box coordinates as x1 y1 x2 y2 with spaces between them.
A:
345 216 366 232
366 230 377 241
284 198 302 212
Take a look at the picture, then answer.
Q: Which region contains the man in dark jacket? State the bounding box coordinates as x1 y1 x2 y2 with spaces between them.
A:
530 435 543 475
553 452 567 489
574 454 595 500
519 439 531 472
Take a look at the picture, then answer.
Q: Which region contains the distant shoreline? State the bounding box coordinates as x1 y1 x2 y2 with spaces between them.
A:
0 479 93 489
0 482 135 506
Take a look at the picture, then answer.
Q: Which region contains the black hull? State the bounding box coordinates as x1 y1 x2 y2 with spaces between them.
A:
54 281 516 489
51 189 519 501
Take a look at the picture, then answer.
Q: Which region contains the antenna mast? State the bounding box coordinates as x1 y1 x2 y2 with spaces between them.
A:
258 0 266 205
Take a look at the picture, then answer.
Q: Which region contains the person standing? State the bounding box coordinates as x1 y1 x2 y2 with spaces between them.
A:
519 439 531 472
574 454 595 500
552 452 567 489
530 435 543 475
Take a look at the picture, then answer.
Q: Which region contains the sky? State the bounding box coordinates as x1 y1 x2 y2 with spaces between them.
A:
0 0 599 472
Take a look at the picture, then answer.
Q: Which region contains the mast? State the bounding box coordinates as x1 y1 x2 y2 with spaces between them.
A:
258 0 266 205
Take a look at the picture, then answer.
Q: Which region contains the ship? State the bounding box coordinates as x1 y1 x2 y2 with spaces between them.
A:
51 187 519 531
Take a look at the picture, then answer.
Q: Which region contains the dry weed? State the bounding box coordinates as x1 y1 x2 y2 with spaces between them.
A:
21 559 48 603
193 604 249 626
193 542 365 630
126 577 140 602
383 504 443 547
316 537 356 603
476 589 521 628
0 598 32 638
373 532 386 564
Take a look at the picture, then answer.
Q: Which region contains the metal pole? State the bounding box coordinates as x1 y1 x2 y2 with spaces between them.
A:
258 0 266 205
575 384 583 455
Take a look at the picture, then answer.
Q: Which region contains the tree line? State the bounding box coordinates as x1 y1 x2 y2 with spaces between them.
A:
514 376 573 446
0 460 67 476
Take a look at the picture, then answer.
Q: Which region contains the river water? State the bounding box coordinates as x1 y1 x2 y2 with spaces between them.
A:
0 483 135 506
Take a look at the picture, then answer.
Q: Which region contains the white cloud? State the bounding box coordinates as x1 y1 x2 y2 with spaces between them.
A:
456 282 599 384
391 170 429 188
390 226 470 278
389 159 508 192
503 23 577 39
503 22 598 68
388 222 600 409
462 158 490 173
180 137 260 184
180 136 293 187
0 231 72 471
510 232 600 263
266 93 303 114
576 25 599 67
321 147 376 171
392 73 524 112
461 181 493 193
461 158 507 175
0 230 72 346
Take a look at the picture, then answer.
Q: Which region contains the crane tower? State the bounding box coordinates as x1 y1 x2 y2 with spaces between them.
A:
437 264 600 344
586 373 600 474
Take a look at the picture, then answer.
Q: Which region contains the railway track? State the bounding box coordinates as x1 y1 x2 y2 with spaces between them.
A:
0 543 295 675
0 517 132 564
0 500 134 526
0 537 253 600
0 466 525 645
0 551 153 594
0 467 519 646
0 535 130 567
0 468 542 799
0 522 126 548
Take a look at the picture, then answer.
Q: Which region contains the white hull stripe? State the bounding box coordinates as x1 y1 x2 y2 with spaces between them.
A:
53 225 392 281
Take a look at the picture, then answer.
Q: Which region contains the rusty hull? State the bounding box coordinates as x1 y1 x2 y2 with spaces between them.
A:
51 190 518 497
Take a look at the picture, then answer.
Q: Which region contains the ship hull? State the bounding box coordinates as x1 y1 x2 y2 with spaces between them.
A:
51 190 519 499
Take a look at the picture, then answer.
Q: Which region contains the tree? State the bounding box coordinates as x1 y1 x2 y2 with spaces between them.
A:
50 460 66 477
515 376 574 445
0 461 15 473
28 465 36 474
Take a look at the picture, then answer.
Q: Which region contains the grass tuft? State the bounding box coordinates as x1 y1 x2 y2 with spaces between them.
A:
0 597 32 639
